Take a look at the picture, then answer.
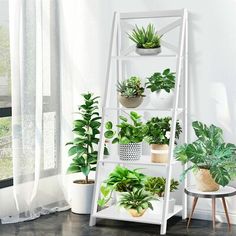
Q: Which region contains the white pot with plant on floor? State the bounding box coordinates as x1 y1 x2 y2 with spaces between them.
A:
66 92 101 214
145 68 175 109
127 23 163 56
144 117 182 163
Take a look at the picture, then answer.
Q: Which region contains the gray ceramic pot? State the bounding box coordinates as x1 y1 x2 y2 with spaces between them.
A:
135 47 161 56
118 94 143 108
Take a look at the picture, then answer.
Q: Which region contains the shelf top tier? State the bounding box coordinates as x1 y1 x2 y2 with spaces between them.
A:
111 54 178 60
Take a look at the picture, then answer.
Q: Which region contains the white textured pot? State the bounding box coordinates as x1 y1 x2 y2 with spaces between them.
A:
151 197 176 214
136 47 161 56
150 89 174 109
70 180 94 214
119 142 142 161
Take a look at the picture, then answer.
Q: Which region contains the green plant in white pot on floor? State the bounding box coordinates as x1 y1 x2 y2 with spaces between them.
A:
146 68 175 109
117 76 145 108
128 23 162 56
104 111 147 161
66 92 101 214
175 121 236 192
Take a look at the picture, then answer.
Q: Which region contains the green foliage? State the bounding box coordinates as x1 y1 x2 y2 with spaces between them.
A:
145 69 175 93
104 111 147 144
144 117 182 145
144 177 179 197
117 76 145 98
175 121 236 186
66 93 101 183
128 24 162 49
0 117 11 137
119 189 155 213
0 26 10 77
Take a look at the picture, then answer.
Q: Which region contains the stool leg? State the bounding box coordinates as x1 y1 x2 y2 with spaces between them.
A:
187 197 198 228
212 198 216 229
222 197 231 231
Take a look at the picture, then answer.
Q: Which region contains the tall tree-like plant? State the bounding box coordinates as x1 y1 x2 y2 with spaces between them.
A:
66 93 101 184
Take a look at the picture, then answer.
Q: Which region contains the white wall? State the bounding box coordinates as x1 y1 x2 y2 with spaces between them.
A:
59 0 236 223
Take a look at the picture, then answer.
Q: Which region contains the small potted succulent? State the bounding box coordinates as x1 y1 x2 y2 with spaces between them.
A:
146 68 175 109
66 93 101 214
128 23 162 56
119 189 155 217
175 121 236 192
144 117 182 163
117 76 145 108
104 111 147 161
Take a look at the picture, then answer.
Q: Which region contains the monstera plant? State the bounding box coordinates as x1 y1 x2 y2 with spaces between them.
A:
175 121 236 191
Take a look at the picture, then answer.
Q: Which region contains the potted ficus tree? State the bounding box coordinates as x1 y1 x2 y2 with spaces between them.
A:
104 111 146 161
117 76 145 108
128 23 162 56
144 117 182 163
175 121 236 192
145 69 175 109
66 92 101 214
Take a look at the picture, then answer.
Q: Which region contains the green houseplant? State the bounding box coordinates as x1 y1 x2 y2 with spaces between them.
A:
145 69 176 109
105 111 147 161
144 117 182 163
66 92 101 213
128 23 162 56
117 76 145 108
175 121 236 191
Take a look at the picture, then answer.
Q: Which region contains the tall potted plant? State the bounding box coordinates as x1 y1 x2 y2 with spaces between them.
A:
175 121 236 192
117 76 145 108
144 117 182 163
145 69 175 109
128 23 162 56
66 92 101 214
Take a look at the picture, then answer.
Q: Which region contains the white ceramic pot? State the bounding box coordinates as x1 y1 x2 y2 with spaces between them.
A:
70 180 94 214
135 47 161 56
151 197 176 214
150 89 174 109
119 142 142 161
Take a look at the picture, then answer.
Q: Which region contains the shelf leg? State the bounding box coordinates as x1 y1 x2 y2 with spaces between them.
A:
160 219 167 235
187 196 198 228
89 216 96 226
212 198 216 230
222 197 231 231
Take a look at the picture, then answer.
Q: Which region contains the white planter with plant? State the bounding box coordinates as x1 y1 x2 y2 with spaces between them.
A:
66 93 101 214
144 117 182 163
175 121 236 192
117 76 145 108
128 24 162 56
104 111 146 161
146 69 175 109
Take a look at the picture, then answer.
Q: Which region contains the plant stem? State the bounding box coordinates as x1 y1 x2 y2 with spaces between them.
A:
86 175 89 184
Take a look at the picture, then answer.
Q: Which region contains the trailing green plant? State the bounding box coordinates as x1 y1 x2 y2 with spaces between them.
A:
98 165 146 207
144 117 182 145
144 177 179 197
104 111 147 144
128 24 162 49
119 188 155 213
175 121 236 186
117 76 145 98
146 69 175 93
66 93 101 184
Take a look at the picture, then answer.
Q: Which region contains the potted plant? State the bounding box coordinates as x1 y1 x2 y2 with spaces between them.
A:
66 92 101 214
175 121 236 192
117 76 145 108
145 69 175 109
98 165 146 207
128 23 162 56
119 189 155 217
144 177 179 213
144 117 182 163
104 111 147 161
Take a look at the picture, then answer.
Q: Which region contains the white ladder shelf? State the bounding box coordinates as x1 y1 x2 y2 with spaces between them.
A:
89 9 188 235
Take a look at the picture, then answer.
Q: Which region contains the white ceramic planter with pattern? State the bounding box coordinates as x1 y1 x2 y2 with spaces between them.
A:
119 142 142 161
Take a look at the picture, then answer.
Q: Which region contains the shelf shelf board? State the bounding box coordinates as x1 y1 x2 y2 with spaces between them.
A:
104 107 183 113
94 204 182 225
111 55 177 60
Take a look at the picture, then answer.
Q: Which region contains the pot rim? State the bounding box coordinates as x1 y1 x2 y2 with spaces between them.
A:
73 179 95 185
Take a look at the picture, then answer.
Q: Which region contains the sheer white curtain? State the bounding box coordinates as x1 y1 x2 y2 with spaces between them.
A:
1 0 70 223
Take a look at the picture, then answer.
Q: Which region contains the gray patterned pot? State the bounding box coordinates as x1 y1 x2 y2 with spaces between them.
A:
135 47 161 56
119 142 142 161
118 94 143 108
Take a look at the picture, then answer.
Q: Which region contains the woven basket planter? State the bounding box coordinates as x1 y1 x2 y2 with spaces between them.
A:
119 142 142 161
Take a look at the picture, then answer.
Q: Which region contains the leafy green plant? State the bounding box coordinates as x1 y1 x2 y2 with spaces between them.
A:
175 121 236 186
104 111 147 144
66 93 101 184
144 177 179 197
146 69 175 93
119 189 155 213
144 117 182 145
128 24 162 49
98 165 146 207
117 76 145 98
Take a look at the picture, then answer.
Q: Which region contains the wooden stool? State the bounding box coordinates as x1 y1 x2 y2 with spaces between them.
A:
185 186 236 230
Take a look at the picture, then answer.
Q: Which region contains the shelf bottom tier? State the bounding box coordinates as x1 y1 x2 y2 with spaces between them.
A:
93 204 182 225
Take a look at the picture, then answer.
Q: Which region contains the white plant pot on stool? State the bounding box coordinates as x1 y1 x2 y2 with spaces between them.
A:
150 89 174 109
70 180 94 214
119 142 142 161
